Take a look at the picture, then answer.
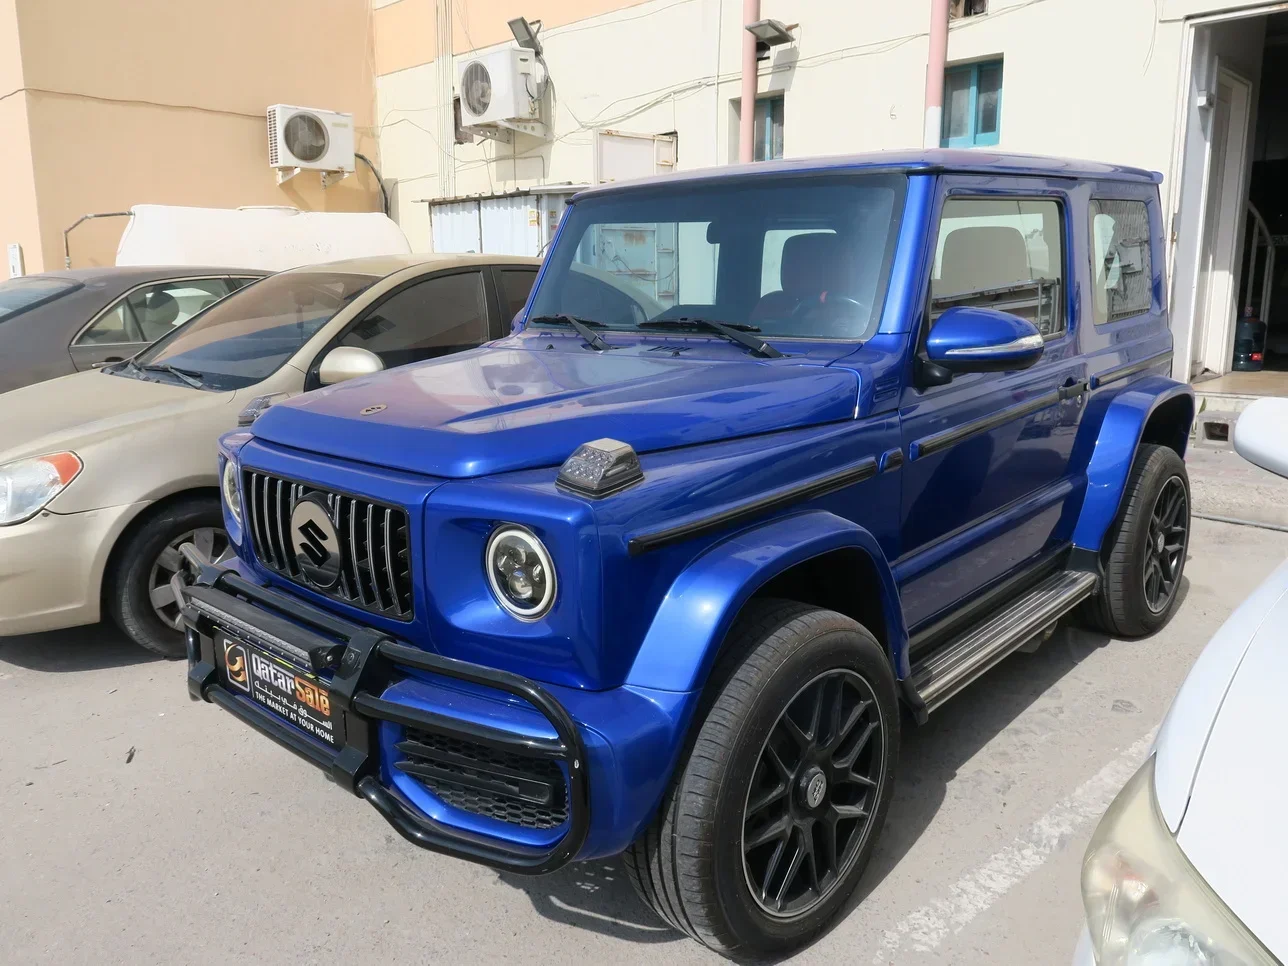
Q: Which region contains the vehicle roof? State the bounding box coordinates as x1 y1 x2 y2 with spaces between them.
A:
20 265 267 283
286 253 543 276
572 149 1162 201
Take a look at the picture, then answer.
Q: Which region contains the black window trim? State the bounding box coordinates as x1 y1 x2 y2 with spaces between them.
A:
489 265 540 339
1086 194 1157 327
306 266 497 388
69 274 241 349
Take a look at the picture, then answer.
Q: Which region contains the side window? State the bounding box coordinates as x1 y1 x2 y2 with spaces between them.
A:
76 301 137 345
128 279 233 341
498 269 538 321
78 278 234 346
931 197 1065 337
340 271 487 369
1089 199 1153 325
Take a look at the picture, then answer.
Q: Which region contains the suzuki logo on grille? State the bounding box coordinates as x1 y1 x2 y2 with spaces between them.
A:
290 494 343 590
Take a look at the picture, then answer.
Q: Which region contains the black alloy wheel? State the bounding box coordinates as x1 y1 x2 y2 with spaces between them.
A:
742 668 885 919
1142 475 1187 615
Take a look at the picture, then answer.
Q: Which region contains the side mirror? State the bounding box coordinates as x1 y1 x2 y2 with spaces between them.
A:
1234 398 1288 480
317 346 384 386
925 306 1045 376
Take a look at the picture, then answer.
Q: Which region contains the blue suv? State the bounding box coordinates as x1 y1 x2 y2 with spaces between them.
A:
178 150 1194 957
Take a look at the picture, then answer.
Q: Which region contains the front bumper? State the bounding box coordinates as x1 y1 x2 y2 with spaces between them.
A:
175 546 695 872
176 545 588 873
0 502 147 636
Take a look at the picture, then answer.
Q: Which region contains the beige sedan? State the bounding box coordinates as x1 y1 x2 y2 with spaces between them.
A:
0 253 540 656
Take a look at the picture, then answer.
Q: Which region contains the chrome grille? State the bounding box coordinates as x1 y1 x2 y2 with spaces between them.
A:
243 470 414 620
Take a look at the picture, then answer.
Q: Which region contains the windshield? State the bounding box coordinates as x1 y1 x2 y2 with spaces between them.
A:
527 174 906 342
0 276 80 322
132 271 377 391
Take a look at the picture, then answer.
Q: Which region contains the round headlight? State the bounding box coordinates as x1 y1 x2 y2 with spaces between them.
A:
486 526 556 621
221 459 242 525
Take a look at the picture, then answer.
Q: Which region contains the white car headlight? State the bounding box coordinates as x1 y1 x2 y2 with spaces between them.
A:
0 452 83 526
486 525 556 620
221 458 242 525
1082 756 1274 965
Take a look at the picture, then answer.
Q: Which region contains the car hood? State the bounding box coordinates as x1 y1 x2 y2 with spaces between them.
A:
250 346 860 478
0 368 233 463
1168 558 1288 958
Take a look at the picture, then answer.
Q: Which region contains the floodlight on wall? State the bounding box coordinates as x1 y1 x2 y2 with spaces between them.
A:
508 17 544 57
745 19 796 47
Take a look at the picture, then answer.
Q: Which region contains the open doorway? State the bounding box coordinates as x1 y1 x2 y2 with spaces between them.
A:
1244 13 1288 374
1174 8 1288 397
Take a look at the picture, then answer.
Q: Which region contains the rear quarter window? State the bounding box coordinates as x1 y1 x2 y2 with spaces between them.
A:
1089 199 1153 324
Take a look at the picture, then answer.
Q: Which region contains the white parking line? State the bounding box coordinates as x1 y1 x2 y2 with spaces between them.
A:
873 728 1158 963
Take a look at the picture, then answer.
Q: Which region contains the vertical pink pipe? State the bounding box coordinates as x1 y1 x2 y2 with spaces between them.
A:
924 0 951 147
739 0 760 163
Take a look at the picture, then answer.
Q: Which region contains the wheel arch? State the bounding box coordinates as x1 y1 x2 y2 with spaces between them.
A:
1071 377 1195 553
624 510 909 694
98 486 220 604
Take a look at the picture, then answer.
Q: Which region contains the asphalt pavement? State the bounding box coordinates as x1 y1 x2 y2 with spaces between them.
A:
2 516 1286 966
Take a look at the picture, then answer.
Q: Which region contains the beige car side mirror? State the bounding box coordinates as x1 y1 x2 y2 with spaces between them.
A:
318 346 384 386
1234 397 1288 480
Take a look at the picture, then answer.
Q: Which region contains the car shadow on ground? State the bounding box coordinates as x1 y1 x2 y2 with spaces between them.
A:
490 583 1199 957
0 622 161 672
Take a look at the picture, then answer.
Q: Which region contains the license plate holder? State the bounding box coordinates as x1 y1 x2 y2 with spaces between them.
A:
216 633 342 748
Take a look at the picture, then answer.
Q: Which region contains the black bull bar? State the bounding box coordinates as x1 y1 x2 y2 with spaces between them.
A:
172 543 590 874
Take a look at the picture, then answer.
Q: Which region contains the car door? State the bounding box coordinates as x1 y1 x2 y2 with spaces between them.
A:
68 277 238 370
896 180 1088 636
328 268 495 373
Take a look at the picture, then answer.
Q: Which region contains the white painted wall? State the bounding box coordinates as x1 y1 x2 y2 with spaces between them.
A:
375 0 1284 373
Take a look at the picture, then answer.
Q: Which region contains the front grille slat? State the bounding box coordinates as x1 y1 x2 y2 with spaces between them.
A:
241 469 413 622
366 500 387 612
382 507 401 617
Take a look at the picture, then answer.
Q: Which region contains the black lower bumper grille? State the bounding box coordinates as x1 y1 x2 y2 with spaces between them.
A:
243 469 413 620
395 730 569 830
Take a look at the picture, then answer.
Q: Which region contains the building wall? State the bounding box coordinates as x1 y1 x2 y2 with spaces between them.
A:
374 0 1198 252
2 0 383 272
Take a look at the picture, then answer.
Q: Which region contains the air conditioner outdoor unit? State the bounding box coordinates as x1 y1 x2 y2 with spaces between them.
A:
267 104 355 184
456 48 545 140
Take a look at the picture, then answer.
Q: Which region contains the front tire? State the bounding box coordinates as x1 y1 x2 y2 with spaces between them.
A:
108 497 229 658
622 599 899 957
1083 443 1190 638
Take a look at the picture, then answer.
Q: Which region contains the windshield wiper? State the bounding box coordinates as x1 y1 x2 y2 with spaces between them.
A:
638 317 783 359
528 314 613 352
136 362 205 389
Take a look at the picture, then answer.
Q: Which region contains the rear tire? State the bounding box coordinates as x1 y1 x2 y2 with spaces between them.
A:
622 599 899 957
1082 443 1190 638
108 497 228 658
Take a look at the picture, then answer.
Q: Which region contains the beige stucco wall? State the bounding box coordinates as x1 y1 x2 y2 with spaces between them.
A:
1 0 383 272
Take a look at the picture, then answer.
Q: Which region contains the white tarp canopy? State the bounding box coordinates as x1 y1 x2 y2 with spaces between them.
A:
115 204 412 271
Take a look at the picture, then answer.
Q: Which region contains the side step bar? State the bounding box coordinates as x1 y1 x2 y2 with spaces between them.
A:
910 570 1098 713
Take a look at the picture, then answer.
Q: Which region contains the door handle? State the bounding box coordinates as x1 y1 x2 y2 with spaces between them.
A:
1058 378 1088 401
91 357 124 369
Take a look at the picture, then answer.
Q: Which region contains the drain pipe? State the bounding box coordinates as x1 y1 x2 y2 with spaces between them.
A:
63 211 131 269
738 0 760 163
923 0 951 148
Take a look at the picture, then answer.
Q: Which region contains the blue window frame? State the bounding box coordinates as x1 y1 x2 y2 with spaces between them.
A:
754 95 784 161
941 60 1003 148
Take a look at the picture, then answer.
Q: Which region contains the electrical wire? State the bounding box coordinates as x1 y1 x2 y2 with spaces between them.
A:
355 152 390 215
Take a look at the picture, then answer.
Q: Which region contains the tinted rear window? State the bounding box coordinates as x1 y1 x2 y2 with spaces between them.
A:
0 277 80 321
